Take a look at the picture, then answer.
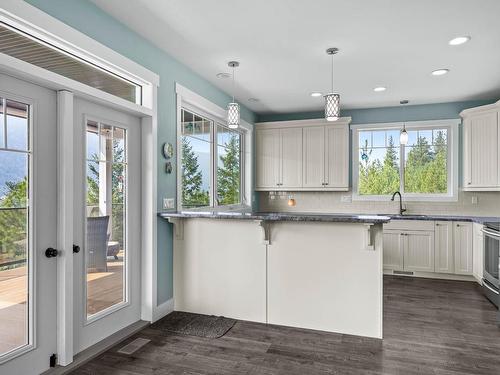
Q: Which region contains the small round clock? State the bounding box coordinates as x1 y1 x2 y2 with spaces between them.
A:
162 142 174 159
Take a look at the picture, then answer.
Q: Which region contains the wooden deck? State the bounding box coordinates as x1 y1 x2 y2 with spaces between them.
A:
0 255 124 355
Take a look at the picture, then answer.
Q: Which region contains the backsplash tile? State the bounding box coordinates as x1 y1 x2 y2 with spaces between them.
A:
258 191 500 216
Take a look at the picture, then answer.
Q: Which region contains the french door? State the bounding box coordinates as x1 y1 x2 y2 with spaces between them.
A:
0 74 57 373
72 98 142 353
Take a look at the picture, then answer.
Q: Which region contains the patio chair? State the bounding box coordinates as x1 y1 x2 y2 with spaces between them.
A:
86 216 109 272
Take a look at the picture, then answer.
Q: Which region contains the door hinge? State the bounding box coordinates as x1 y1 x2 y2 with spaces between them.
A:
50 353 57 367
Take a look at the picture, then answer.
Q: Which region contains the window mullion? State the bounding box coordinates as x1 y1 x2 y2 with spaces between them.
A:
211 121 216 207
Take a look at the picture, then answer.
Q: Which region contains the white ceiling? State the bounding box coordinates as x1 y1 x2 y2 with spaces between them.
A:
91 0 500 115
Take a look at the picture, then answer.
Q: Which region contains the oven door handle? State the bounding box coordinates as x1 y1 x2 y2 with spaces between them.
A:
483 281 500 295
481 227 500 238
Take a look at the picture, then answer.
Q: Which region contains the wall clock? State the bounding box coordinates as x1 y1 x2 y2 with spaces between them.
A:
162 142 174 159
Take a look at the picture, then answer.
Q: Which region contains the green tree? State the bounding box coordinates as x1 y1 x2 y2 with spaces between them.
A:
181 137 209 207
0 177 28 268
217 134 240 205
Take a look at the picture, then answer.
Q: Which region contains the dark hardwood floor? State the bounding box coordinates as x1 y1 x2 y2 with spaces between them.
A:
70 276 500 375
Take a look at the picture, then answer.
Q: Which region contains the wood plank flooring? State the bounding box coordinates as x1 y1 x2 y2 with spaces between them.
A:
70 276 500 375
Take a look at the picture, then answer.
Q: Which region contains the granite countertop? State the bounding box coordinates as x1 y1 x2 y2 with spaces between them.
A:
158 211 500 225
159 211 391 224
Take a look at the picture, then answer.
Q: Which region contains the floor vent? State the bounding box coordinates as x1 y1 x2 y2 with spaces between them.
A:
117 338 150 355
393 270 414 276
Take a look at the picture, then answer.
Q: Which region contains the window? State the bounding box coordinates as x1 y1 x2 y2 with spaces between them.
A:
180 108 244 209
86 120 127 317
0 23 141 104
353 121 458 200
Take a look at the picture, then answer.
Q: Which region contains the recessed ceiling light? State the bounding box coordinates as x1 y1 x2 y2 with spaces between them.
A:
310 92 322 97
449 36 471 46
248 98 259 102
431 69 449 76
373 86 387 92
216 72 231 79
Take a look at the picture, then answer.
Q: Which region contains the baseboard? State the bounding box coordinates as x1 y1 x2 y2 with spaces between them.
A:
384 269 477 282
152 298 174 322
42 320 149 375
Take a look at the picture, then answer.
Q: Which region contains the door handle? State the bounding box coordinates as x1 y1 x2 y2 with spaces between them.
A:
73 244 80 253
45 248 58 258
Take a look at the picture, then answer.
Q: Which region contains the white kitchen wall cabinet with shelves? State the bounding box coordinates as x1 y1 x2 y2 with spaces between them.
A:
461 99 500 191
383 220 475 280
255 118 351 191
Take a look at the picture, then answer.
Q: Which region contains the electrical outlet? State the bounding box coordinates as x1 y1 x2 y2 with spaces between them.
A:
163 198 175 210
341 195 352 203
471 196 478 205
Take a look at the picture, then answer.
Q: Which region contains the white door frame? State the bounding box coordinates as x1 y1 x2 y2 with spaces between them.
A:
0 1 161 367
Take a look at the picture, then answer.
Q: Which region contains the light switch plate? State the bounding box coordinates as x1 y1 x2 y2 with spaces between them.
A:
163 198 175 209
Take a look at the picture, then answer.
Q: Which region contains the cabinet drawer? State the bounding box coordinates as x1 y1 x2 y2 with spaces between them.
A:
384 220 435 231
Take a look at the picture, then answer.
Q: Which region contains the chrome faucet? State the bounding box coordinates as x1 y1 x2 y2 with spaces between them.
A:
391 191 406 216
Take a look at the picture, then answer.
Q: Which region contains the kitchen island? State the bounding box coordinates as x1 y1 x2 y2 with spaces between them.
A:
160 212 390 339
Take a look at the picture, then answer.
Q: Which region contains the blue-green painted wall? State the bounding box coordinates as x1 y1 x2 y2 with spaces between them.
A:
257 100 496 124
24 0 257 305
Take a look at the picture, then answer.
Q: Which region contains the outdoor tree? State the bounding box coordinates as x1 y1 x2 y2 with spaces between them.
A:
217 134 240 205
181 136 209 207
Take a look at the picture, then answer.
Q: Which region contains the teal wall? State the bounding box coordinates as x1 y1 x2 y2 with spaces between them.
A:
24 0 257 305
257 100 496 124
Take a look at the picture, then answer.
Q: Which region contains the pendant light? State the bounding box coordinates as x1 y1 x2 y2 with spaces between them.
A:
399 100 409 145
324 47 340 121
227 61 240 129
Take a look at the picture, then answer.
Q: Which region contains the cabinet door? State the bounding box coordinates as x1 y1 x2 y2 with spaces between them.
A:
302 126 325 188
256 129 281 189
464 112 499 188
454 222 473 275
434 221 454 274
280 127 303 188
325 125 349 189
383 230 404 270
472 223 484 283
404 231 435 272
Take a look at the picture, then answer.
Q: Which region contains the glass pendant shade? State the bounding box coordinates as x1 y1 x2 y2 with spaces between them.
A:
324 93 340 121
400 127 408 145
227 102 240 129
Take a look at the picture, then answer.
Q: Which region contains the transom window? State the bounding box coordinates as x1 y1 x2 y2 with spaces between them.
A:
180 108 244 209
353 121 458 200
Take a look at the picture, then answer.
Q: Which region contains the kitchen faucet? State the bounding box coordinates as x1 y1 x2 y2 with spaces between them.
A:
391 191 406 216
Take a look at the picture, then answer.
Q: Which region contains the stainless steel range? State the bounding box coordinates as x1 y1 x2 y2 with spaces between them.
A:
482 221 500 308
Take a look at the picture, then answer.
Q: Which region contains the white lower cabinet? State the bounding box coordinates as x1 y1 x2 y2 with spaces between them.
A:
472 223 484 283
434 221 454 273
404 231 435 272
383 230 404 271
384 220 475 278
454 222 473 275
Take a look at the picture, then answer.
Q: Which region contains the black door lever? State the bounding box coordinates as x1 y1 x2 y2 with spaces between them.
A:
45 248 58 258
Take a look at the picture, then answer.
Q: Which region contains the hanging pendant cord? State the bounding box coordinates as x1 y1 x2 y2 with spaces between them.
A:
232 65 235 103
331 54 334 93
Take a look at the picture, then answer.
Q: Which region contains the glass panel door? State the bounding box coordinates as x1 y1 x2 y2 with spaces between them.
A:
0 98 30 356
85 120 127 319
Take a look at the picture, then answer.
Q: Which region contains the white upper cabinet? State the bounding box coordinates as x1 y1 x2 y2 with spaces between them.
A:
281 127 303 188
256 118 351 191
256 128 280 188
325 125 349 188
303 126 325 188
461 100 500 191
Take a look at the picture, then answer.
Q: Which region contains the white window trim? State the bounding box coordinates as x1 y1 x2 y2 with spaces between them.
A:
175 83 253 212
351 119 459 202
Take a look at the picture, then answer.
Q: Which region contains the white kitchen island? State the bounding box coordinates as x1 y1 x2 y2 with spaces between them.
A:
160 212 390 339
